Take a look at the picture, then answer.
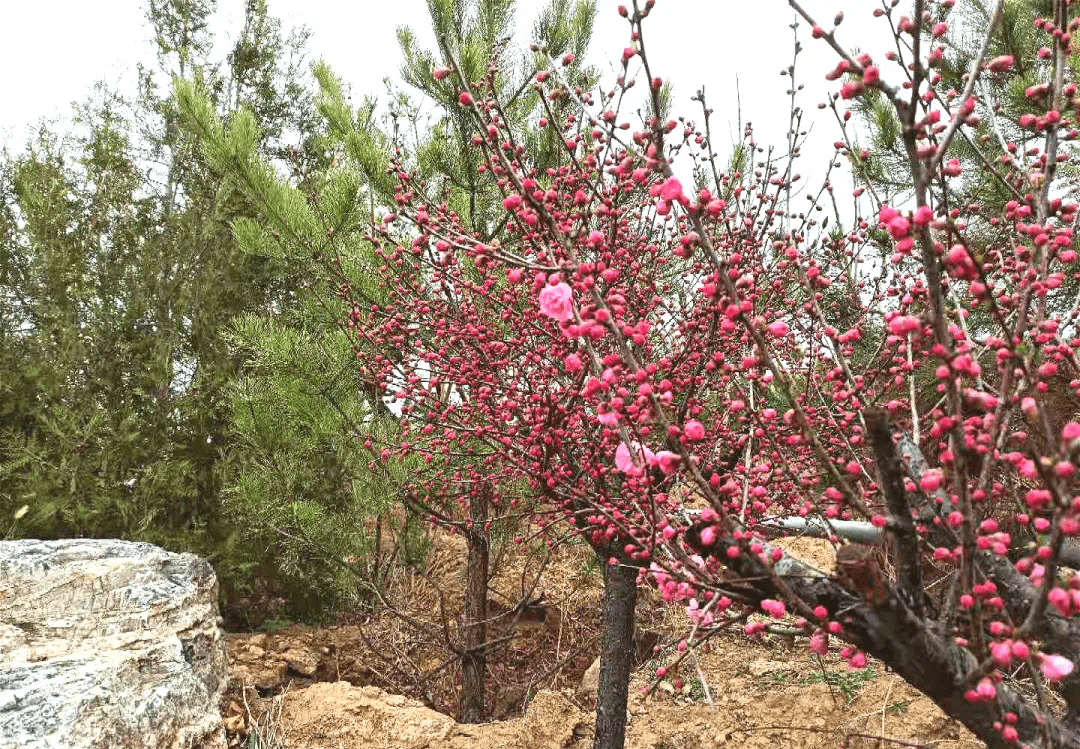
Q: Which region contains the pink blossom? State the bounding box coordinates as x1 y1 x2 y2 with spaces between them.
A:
986 55 1014 73
683 420 705 441
887 216 911 240
768 320 790 337
597 411 619 427
539 282 574 321
433 67 451 81
840 81 865 100
563 353 583 372
1040 654 1075 682
1063 422 1080 441
888 315 920 336
654 451 681 474
809 631 829 656
761 599 786 618
503 194 523 210
699 525 717 546
991 640 1013 667
659 177 685 202
615 441 655 475
920 470 944 492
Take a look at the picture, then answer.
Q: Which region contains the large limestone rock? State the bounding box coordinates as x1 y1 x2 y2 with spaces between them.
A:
0 539 227 749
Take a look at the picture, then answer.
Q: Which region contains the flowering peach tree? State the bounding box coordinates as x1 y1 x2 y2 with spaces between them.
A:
185 0 1080 746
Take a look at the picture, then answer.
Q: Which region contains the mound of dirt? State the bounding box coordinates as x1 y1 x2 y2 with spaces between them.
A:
281 683 587 749
224 534 981 748
275 654 981 749
623 635 980 749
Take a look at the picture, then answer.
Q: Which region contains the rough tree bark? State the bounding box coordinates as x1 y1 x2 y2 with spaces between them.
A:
594 560 638 749
460 490 489 723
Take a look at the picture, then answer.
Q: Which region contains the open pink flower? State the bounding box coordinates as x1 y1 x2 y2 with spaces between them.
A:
597 411 620 427
615 441 655 475
768 320 789 337
1040 654 1074 682
919 470 943 492
539 282 574 321
659 176 684 202
761 599 786 618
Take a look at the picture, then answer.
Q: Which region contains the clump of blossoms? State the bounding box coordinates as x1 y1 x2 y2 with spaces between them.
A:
333 1 1080 746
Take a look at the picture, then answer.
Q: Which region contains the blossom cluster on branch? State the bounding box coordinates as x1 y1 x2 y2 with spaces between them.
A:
328 1 1080 745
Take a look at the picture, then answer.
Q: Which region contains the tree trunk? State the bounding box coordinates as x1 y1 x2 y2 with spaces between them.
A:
460 492 489 723
594 561 637 749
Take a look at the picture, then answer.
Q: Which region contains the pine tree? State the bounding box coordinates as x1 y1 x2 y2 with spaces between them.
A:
0 0 350 621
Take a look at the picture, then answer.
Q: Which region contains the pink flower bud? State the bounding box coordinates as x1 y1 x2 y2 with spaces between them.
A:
700 525 717 546
768 320 790 337
976 677 996 700
920 470 944 492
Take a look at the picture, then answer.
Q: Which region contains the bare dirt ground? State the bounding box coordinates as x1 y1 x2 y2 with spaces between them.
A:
221 534 982 749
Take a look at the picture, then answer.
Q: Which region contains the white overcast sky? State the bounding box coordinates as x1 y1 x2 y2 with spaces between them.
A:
1 1 892 184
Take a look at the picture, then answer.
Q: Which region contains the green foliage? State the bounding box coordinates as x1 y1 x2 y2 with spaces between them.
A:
3 0 601 628
799 666 879 703
0 0 354 625
222 314 406 620
388 0 598 232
